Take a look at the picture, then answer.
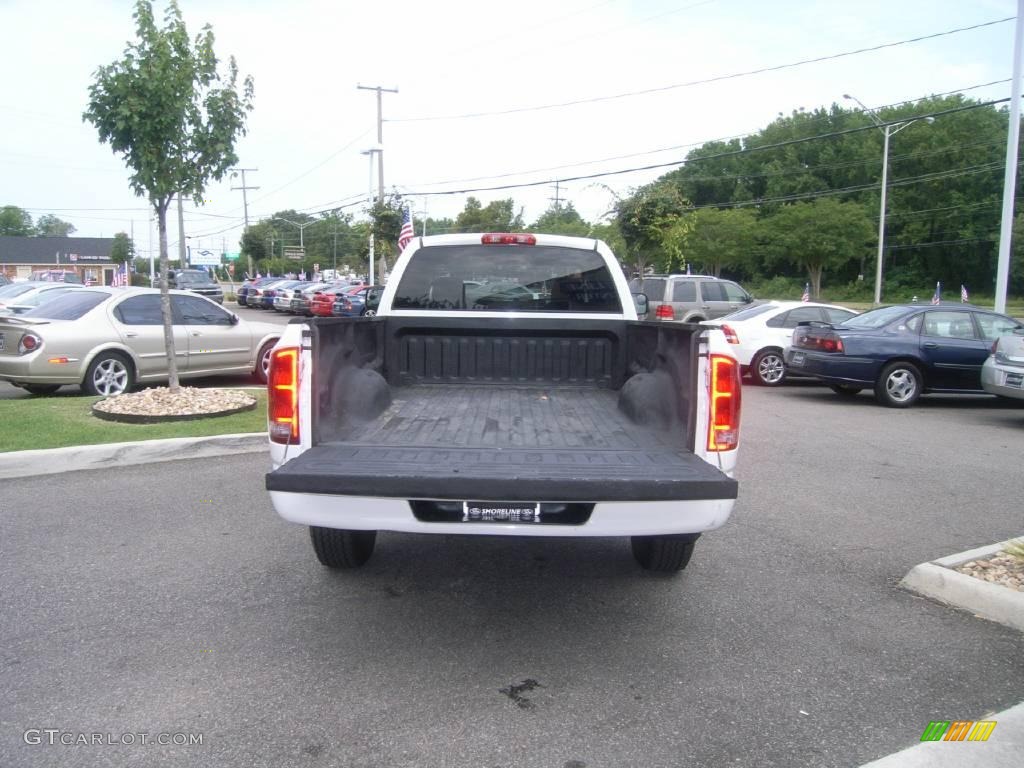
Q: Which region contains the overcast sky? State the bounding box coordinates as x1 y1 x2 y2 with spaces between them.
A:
0 0 1018 258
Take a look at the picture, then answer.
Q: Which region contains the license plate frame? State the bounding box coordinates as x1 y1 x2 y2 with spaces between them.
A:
1006 372 1024 389
462 501 541 523
790 351 805 366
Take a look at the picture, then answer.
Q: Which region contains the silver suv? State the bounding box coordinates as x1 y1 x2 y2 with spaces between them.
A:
630 275 753 322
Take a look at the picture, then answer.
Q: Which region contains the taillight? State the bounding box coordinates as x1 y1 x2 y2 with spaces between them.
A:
481 233 536 245
721 324 740 344
268 347 299 445
19 333 42 355
655 304 674 320
708 354 741 452
991 339 999 354
820 336 844 353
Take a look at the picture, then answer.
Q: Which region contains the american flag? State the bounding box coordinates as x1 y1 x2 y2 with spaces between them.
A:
960 284 969 303
112 262 129 287
931 281 942 305
397 206 414 253
801 282 810 302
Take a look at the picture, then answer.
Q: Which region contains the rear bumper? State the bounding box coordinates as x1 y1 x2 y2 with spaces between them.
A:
982 358 1024 399
784 349 878 385
269 491 735 537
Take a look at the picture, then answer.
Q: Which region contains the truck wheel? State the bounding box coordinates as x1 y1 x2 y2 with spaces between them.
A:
631 535 697 573
309 527 376 569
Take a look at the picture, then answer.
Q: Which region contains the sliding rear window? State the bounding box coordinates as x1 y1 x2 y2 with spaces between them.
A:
392 245 623 313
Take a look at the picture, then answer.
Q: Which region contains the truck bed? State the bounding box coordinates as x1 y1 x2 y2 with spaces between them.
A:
267 384 737 502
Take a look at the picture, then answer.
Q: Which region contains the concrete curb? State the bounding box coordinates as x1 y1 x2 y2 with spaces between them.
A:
0 432 267 480
858 700 1024 767
900 539 1024 632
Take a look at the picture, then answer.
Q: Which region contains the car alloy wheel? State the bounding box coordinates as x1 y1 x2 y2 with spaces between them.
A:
752 350 786 386
87 355 131 396
876 362 922 408
257 341 276 384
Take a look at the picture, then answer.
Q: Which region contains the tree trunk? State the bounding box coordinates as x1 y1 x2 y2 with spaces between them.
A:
155 199 180 393
808 265 823 301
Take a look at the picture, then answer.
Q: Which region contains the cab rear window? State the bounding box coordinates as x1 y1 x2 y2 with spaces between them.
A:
393 245 623 313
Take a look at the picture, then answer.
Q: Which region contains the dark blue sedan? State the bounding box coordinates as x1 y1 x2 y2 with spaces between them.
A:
785 303 1022 407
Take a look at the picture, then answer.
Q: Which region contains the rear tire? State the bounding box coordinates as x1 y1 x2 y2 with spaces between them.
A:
255 340 276 384
309 527 376 569
22 384 62 395
874 361 923 408
751 349 786 386
829 384 863 397
631 535 698 573
83 352 133 397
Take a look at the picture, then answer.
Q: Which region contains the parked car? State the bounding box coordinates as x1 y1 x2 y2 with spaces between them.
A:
247 278 291 309
628 274 754 322
331 285 384 317
981 327 1024 401
703 301 857 386
0 282 57 311
273 281 315 312
256 279 305 310
785 303 1023 407
28 270 83 284
310 285 354 317
166 269 224 304
0 287 281 396
289 283 332 316
0 284 90 315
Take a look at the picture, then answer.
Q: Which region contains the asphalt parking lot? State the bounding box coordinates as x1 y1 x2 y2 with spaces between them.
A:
1 384 1023 767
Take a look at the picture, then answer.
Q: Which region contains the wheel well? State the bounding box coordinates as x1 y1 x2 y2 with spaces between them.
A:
756 346 784 357
255 337 280 372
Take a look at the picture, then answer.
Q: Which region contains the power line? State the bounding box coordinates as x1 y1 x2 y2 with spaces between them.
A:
389 17 1014 122
401 98 1013 197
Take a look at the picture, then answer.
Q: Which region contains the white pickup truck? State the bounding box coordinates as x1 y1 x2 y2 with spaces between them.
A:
265 233 740 573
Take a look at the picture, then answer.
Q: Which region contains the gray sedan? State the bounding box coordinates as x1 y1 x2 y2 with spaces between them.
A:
0 287 281 396
981 328 1024 400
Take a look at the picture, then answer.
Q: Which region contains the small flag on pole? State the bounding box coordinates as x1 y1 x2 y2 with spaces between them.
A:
801 283 810 302
931 281 941 305
960 284 969 303
397 206 414 253
112 262 129 287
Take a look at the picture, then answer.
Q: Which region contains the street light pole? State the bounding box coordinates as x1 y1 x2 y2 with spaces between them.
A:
844 94 932 305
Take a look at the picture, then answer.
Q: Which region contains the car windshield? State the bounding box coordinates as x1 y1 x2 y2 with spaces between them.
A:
393 244 623 313
20 290 109 320
840 305 913 329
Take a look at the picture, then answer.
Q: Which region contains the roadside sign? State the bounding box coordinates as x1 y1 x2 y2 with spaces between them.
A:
190 248 220 266
284 246 305 261
223 251 241 261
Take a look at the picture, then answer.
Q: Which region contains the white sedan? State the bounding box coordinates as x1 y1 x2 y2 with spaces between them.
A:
703 300 857 386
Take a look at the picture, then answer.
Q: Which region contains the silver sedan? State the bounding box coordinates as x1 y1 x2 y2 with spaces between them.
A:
981 328 1024 401
0 287 281 396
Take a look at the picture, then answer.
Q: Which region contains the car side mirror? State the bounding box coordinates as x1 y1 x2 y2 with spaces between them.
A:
229 313 239 325
365 289 381 311
632 292 649 317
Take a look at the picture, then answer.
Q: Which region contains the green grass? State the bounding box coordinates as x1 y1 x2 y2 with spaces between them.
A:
1 390 267 453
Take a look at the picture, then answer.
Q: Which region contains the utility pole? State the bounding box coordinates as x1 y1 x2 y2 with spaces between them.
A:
549 180 563 209
995 0 1024 313
357 84 398 203
231 168 259 277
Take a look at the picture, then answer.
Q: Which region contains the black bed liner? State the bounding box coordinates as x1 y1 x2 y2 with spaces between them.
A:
266 385 737 502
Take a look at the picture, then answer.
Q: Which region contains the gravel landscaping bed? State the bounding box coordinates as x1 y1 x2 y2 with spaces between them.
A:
955 550 1024 592
92 387 258 422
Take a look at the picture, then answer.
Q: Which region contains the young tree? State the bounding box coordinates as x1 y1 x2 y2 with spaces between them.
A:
110 232 135 265
531 202 590 236
83 0 253 392
683 208 758 277
763 199 874 298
